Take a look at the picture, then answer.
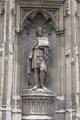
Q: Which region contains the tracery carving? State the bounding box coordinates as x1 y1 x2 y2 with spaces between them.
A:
22 10 57 35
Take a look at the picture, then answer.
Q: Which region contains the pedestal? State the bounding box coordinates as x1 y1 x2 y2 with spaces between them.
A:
21 89 56 120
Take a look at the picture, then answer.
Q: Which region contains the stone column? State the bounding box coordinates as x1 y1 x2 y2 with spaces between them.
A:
77 2 80 120
57 30 65 96
57 30 65 120
12 31 22 120
64 0 72 120
0 1 4 120
1 0 14 120
57 5 65 96
64 0 79 120
70 0 79 119
56 6 65 120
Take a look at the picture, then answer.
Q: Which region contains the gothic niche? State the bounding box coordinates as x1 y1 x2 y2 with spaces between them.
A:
21 10 57 120
21 10 57 91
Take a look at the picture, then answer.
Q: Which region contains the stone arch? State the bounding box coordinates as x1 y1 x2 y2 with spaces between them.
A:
21 9 58 32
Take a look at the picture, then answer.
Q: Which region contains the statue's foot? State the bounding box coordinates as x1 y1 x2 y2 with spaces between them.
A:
27 85 38 91
31 85 38 90
42 86 52 92
42 86 48 91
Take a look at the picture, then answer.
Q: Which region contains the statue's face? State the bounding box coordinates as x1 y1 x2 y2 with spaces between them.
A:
36 27 43 37
37 30 43 37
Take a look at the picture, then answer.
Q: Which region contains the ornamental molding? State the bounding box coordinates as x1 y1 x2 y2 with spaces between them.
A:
15 0 64 32
21 9 58 35
16 7 59 33
16 0 64 8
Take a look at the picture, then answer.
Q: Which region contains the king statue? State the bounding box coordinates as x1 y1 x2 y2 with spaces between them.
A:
27 26 50 90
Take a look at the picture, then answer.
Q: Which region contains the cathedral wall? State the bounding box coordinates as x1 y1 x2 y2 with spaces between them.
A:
0 0 80 120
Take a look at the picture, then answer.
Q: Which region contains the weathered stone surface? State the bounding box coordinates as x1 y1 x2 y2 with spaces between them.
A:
0 0 80 120
21 89 56 120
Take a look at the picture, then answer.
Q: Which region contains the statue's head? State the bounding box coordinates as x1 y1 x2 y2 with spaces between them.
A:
36 26 43 37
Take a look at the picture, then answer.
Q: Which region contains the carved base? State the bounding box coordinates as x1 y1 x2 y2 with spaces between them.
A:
21 89 56 120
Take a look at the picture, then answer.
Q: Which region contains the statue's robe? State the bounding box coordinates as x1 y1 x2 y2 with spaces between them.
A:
27 37 50 74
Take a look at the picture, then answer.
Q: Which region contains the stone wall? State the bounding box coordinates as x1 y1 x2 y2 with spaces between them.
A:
0 0 80 120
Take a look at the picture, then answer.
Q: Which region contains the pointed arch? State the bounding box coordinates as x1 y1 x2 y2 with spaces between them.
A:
21 9 58 31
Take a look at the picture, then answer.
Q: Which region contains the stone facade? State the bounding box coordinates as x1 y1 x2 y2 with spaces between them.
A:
0 0 80 120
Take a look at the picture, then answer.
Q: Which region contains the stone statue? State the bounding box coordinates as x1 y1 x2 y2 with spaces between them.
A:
27 26 50 90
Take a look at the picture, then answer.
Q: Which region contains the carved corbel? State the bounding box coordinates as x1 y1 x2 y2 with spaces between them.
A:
15 29 22 46
15 29 22 44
